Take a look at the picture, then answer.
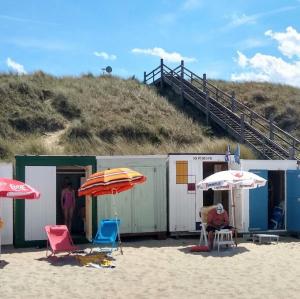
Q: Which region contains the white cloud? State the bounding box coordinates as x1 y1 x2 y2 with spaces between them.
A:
182 0 203 11
6 57 27 74
0 14 57 26
225 6 299 30
231 71 270 82
231 51 300 87
131 47 197 63
236 51 248 67
231 27 300 87
229 13 257 27
265 26 300 58
94 51 117 60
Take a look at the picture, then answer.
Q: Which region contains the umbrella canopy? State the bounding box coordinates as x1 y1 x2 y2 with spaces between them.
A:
197 170 267 191
0 177 40 199
78 167 146 197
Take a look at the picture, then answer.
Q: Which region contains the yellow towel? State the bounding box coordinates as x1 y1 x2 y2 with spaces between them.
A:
76 254 112 267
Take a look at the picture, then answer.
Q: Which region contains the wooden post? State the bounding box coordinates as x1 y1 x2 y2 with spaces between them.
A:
250 111 254 125
240 113 245 143
180 60 184 107
143 71 146 84
269 115 274 140
206 91 210 125
203 73 206 93
160 58 164 89
289 146 295 159
231 91 236 112
215 88 219 102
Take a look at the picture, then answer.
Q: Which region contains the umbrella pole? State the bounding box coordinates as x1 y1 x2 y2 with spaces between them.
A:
231 188 238 246
113 194 123 255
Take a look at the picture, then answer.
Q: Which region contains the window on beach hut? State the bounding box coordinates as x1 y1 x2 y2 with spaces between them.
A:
176 161 188 184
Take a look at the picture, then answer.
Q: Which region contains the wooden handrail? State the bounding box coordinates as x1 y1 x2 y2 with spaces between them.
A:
144 61 300 159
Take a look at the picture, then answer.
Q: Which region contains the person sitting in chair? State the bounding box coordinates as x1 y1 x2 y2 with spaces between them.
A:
207 203 232 250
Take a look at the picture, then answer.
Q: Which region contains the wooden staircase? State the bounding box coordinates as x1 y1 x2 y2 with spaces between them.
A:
144 60 300 160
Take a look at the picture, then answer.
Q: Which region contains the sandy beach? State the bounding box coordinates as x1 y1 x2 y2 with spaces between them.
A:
1 237 300 299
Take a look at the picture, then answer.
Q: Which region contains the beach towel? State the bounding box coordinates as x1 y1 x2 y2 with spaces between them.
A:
190 245 210 252
76 253 115 268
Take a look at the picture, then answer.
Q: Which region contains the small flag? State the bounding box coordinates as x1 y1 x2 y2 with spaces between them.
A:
234 144 240 164
225 144 231 162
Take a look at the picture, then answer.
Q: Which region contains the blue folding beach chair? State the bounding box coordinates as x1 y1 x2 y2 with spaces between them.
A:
91 219 121 253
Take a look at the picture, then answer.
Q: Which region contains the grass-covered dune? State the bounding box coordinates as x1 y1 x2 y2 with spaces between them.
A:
3 71 297 161
212 80 300 139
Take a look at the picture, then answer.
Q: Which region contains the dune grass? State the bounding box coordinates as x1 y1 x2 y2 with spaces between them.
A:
3 71 297 161
211 80 300 139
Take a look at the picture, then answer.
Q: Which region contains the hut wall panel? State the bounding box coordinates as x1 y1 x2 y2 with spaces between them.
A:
96 156 167 234
0 163 13 245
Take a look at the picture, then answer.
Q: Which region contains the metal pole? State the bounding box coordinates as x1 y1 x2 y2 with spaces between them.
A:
113 194 123 255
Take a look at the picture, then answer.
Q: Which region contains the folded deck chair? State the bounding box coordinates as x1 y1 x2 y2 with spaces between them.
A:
91 219 121 253
45 225 78 257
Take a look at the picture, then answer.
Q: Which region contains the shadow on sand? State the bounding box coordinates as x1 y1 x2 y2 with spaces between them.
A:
178 245 250 257
36 254 81 267
0 260 9 268
36 250 116 268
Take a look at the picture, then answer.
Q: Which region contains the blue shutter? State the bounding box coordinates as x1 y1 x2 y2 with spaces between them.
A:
287 170 300 232
249 169 268 231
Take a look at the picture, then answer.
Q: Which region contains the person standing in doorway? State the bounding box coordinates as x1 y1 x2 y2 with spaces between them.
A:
61 182 76 232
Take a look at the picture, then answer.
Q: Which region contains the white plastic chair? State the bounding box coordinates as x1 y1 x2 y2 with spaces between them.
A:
199 205 217 247
213 229 235 252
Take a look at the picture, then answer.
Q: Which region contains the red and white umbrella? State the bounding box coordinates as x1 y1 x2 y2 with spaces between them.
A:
0 177 40 259
197 170 267 191
0 178 40 199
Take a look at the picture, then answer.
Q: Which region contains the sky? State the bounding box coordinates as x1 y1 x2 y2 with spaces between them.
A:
1 0 300 86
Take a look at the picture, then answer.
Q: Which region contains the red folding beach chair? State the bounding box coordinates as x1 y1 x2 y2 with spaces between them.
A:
45 225 78 257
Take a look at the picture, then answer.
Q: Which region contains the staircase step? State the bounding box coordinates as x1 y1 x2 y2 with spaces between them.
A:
153 68 298 161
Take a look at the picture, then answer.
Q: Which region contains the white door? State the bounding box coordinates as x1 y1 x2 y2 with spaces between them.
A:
0 163 13 245
25 166 56 241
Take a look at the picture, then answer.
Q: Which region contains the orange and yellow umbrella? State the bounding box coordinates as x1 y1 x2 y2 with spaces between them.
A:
78 168 146 197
